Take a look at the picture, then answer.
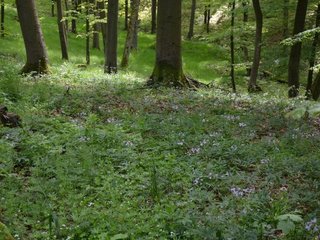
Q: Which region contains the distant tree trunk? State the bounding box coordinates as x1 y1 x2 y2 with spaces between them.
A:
71 0 77 33
148 0 197 88
57 0 69 60
97 0 106 50
206 5 210 33
51 0 55 17
124 0 129 30
230 0 236 93
0 0 4 38
283 0 289 38
248 0 262 92
151 0 156 34
242 0 250 68
90 0 100 50
16 0 49 74
187 0 196 40
288 0 309 98
309 4 320 99
105 0 118 73
86 0 90 65
121 0 140 68
64 0 69 32
132 18 138 50
204 6 207 24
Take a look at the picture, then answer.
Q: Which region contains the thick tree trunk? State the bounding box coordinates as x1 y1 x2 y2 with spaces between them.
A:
248 0 262 92
311 72 320 100
1 0 4 38
16 0 49 74
307 4 320 98
288 0 309 98
124 0 129 30
151 0 156 34
71 0 78 33
148 0 196 88
86 0 90 65
97 0 106 51
57 0 69 60
121 0 140 68
105 0 118 73
187 0 196 40
230 0 236 93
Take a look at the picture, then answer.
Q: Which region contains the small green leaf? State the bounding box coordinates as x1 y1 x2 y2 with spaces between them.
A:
276 214 303 223
110 233 129 240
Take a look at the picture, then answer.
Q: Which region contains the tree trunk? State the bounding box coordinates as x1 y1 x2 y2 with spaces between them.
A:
71 0 77 33
230 0 236 93
151 0 156 34
242 0 250 67
187 0 196 40
16 0 49 74
307 4 320 98
57 0 69 60
248 0 262 92
288 0 309 98
86 0 90 65
105 0 118 73
64 0 69 32
206 5 210 33
148 0 196 88
283 0 289 39
90 0 100 50
97 0 106 51
132 17 138 50
311 71 320 100
204 6 207 24
121 0 140 68
51 0 55 17
1 0 4 38
124 0 129 30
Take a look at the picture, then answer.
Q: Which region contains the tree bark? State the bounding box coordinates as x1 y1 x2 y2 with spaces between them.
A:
1 0 4 38
187 0 196 40
230 0 236 93
16 0 49 74
204 6 207 24
64 0 69 32
242 0 249 65
248 0 262 92
105 0 118 73
307 4 320 98
97 0 106 51
151 0 156 34
86 0 90 65
57 0 69 60
90 0 100 50
71 0 77 33
124 0 129 30
283 0 289 39
288 0 309 98
148 0 196 88
121 0 140 68
206 5 210 33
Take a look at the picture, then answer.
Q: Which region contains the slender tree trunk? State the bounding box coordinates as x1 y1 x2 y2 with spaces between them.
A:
132 18 138 50
105 0 119 73
86 0 90 65
204 6 207 24
97 0 106 51
288 0 309 98
206 5 210 33
312 72 320 100
187 0 196 40
92 23 100 49
148 0 197 88
124 0 129 30
64 0 69 32
151 0 156 34
51 0 55 17
309 4 320 99
283 0 289 39
121 0 140 68
248 0 262 92
0 0 4 38
242 0 250 70
16 0 49 74
57 0 69 60
230 0 236 93
71 0 77 33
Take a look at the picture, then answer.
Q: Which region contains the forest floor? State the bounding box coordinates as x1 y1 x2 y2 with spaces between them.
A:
1 3 320 240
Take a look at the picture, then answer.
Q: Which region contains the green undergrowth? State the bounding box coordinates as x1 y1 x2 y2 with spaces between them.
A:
0 58 320 240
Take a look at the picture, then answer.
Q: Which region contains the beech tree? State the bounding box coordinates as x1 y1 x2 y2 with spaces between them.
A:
121 0 140 68
97 0 106 49
16 0 49 74
288 0 308 98
105 0 119 73
151 0 156 34
248 0 262 92
187 0 196 40
57 0 69 60
148 0 197 88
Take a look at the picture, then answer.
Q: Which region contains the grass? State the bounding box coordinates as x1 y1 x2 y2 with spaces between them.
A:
1 2 320 240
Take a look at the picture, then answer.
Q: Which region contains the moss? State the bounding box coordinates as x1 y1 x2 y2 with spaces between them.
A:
20 57 49 75
0 222 14 240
